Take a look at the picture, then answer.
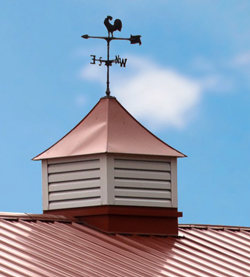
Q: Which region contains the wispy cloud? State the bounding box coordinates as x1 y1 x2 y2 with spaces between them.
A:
233 51 250 66
192 56 215 72
200 74 234 94
80 56 206 129
75 95 86 107
191 56 236 93
231 51 250 80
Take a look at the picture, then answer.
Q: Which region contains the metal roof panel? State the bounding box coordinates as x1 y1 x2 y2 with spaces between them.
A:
1 214 249 277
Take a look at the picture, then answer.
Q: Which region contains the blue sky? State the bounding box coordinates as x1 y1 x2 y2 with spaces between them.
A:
0 1 249 227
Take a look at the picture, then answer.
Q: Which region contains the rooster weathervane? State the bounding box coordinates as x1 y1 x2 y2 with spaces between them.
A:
82 16 141 97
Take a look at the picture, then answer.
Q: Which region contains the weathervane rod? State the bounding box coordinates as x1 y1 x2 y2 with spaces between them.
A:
106 37 110 96
82 16 141 97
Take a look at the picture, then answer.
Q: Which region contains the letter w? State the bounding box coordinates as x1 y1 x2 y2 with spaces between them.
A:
120 59 127 67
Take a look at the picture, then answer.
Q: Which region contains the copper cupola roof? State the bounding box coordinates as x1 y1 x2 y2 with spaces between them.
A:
33 96 185 160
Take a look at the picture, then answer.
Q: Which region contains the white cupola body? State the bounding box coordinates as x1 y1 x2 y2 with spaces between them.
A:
34 97 185 235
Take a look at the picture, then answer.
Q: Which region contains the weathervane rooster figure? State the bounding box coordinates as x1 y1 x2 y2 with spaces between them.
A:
104 16 122 37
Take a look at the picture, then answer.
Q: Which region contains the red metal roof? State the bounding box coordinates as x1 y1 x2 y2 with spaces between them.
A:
1 213 249 277
33 97 185 160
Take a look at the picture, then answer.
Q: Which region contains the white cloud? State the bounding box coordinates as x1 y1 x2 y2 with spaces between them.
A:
80 56 203 129
80 63 106 82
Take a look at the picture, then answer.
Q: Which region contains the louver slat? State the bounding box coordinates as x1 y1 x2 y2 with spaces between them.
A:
115 189 171 199
49 180 100 192
48 159 100 173
114 179 171 190
114 169 170 181
49 188 101 201
49 198 101 210
48 169 100 183
114 198 172 207
114 159 170 171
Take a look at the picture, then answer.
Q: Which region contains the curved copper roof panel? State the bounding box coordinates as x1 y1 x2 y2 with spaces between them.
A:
33 97 185 160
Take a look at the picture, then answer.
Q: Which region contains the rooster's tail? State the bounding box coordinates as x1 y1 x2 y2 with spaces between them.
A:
114 19 122 31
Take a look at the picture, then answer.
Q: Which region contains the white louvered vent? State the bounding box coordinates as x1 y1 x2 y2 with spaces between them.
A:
43 157 102 210
42 154 178 210
113 158 173 207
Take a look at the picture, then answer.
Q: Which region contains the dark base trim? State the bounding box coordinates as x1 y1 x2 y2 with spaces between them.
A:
44 205 182 235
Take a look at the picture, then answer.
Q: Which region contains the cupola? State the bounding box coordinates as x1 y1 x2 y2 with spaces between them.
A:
33 96 185 235
33 16 185 235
